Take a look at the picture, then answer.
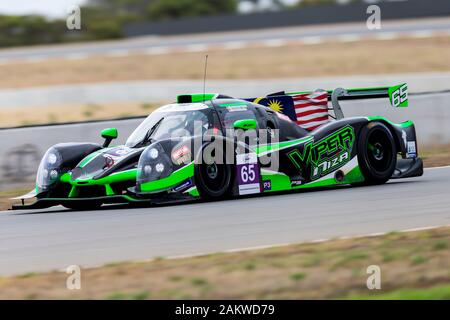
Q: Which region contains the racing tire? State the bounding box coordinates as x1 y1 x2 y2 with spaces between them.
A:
357 122 397 185
62 201 102 211
195 146 233 200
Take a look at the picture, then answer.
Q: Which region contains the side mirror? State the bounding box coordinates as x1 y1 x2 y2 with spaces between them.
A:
233 119 257 130
101 128 118 147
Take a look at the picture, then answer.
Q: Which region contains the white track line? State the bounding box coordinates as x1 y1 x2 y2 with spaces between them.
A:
221 41 247 50
261 39 289 47
65 53 90 61
300 36 324 45
105 49 132 57
374 32 401 40
185 44 209 52
409 30 435 39
0 30 448 64
143 47 171 55
336 34 363 43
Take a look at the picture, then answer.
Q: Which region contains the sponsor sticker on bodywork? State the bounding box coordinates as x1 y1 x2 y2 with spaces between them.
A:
226 106 248 112
171 179 193 193
407 141 417 158
263 180 272 191
171 145 191 165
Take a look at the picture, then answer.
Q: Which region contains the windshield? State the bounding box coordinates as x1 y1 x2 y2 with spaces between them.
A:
125 104 212 147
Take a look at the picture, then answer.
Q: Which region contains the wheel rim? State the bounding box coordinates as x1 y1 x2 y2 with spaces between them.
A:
200 162 228 194
369 142 384 161
206 164 218 179
367 130 393 173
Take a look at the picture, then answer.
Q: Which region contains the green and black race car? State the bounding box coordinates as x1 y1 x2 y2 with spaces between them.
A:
12 84 423 210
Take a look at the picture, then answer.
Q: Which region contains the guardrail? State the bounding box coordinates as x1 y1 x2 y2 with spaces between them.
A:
124 0 450 36
1 91 449 190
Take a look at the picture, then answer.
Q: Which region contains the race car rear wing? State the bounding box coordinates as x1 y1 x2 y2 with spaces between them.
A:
176 83 408 121
285 83 408 120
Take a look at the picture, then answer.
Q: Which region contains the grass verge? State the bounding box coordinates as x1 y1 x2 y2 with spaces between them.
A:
0 226 449 299
348 284 450 300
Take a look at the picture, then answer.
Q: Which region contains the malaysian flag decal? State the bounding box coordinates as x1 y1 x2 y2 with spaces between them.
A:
291 90 329 131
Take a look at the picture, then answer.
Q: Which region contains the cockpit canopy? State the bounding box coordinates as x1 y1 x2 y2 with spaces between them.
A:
125 103 213 148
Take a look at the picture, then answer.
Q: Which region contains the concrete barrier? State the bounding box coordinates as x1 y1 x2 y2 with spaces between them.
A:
1 92 449 190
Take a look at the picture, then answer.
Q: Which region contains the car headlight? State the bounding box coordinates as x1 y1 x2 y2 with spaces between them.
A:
36 147 62 193
137 143 173 190
149 148 159 159
155 163 165 173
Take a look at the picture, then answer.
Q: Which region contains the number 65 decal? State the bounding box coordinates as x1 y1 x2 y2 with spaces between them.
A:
240 164 256 183
389 83 408 108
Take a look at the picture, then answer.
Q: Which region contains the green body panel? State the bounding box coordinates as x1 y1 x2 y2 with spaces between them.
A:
187 187 200 197
367 116 414 129
177 93 218 103
140 162 195 193
261 158 364 193
60 169 137 198
68 185 79 198
260 170 291 192
256 136 313 155
60 173 71 183
294 164 364 189
233 119 257 130
62 169 137 186
105 184 115 196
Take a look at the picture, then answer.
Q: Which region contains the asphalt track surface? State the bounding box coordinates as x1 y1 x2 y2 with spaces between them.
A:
0 18 449 62
1 167 449 276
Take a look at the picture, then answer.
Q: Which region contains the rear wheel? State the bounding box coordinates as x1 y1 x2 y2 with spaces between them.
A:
357 122 397 185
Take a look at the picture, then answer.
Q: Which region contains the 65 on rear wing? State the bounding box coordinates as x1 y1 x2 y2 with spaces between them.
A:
286 83 408 119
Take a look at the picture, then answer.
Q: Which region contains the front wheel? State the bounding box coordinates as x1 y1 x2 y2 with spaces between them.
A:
195 161 233 200
357 122 397 185
195 143 233 201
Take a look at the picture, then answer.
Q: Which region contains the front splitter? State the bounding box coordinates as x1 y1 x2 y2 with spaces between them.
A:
11 193 196 210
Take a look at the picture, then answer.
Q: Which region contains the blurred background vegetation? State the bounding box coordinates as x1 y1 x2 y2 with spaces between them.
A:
0 0 237 47
0 0 372 47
